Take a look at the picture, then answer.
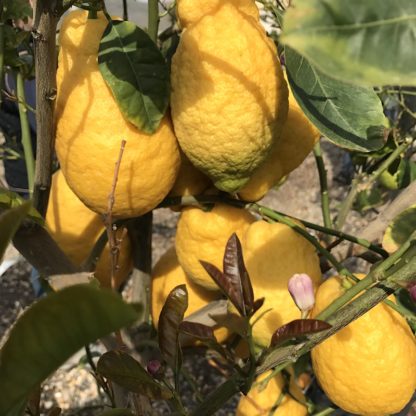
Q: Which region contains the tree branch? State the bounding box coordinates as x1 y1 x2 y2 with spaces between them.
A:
32 0 62 217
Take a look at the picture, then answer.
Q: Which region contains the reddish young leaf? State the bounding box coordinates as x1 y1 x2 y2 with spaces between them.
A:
200 260 245 316
179 321 216 342
252 297 265 314
158 284 188 373
270 319 332 348
223 233 254 315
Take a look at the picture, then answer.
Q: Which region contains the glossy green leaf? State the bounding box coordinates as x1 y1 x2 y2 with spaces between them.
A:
354 187 383 213
0 189 43 225
282 0 416 86
382 205 416 253
98 20 169 134
158 285 188 376
0 285 138 415
97 351 172 400
0 201 31 261
285 48 386 152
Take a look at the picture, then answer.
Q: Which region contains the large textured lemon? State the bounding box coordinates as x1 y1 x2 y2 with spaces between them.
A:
239 73 321 201
55 10 180 218
171 0 288 192
236 371 308 416
46 170 133 288
175 204 256 291
311 275 416 416
242 221 321 347
169 151 211 198
151 247 228 343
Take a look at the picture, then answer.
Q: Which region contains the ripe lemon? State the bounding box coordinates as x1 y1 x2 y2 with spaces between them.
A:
169 151 211 198
55 10 180 218
46 170 133 288
242 221 321 347
236 371 308 416
311 275 416 416
151 247 228 343
176 0 260 28
171 0 288 192
175 203 256 291
239 73 321 201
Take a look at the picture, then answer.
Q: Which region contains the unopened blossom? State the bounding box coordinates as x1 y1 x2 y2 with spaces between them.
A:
288 273 315 316
409 282 416 303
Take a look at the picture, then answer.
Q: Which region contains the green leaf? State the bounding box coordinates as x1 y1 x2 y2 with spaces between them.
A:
354 186 383 213
98 20 169 134
285 47 386 152
282 0 416 87
382 205 416 253
0 201 31 261
0 189 44 225
4 0 32 21
0 285 138 414
158 285 188 377
97 351 172 400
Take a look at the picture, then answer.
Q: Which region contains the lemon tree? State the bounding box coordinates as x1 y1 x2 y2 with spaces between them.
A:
0 0 415 415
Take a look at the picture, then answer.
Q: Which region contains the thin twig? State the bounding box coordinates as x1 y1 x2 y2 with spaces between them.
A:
313 142 333 229
104 139 126 289
16 70 35 193
148 0 160 43
104 139 126 350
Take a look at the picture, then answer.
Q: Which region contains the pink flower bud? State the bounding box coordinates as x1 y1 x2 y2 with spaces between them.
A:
147 360 162 378
288 273 315 314
409 282 416 303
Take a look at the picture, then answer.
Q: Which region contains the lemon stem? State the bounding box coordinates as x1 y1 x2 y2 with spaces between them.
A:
313 142 333 230
148 0 159 43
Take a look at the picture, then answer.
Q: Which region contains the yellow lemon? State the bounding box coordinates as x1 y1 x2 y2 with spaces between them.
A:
176 0 260 28
169 150 211 198
46 170 132 288
171 0 288 192
151 247 228 343
242 221 321 347
239 72 321 201
311 275 416 416
175 203 256 291
55 10 180 218
236 371 308 416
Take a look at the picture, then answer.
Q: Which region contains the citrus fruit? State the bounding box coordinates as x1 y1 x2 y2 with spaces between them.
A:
169 151 211 198
171 0 288 192
55 10 180 218
236 370 308 416
151 247 228 343
175 203 256 291
242 220 321 346
46 170 132 288
239 72 321 201
311 275 416 416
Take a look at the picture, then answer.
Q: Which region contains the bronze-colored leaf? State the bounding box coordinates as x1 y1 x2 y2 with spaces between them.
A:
223 233 254 315
200 260 245 316
252 297 265 314
179 321 215 342
158 284 188 374
270 319 332 348
97 351 172 400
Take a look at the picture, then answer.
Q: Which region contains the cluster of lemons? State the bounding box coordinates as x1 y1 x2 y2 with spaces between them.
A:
48 1 416 415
